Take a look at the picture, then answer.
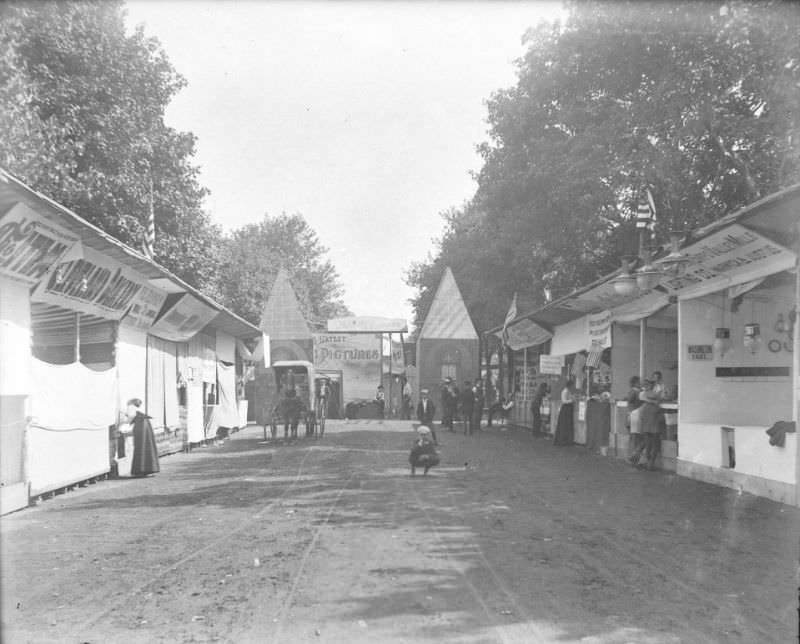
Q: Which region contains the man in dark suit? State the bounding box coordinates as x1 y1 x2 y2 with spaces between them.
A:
416 388 437 444
472 378 485 432
460 380 475 434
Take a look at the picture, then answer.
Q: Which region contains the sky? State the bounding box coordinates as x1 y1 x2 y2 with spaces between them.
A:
125 1 564 324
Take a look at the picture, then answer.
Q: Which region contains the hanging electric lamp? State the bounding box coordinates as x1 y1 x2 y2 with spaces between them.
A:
743 322 762 354
612 256 638 296
713 327 731 357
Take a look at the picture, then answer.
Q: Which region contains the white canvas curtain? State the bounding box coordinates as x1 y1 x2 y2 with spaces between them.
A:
30 359 117 430
146 336 179 432
216 360 240 428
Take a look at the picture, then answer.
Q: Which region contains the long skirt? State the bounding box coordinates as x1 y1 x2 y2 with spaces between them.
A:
131 421 160 476
552 402 574 446
531 406 542 434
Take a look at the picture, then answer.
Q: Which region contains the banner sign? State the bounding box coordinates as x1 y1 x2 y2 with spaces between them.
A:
313 333 381 401
586 310 612 350
0 202 80 284
120 283 168 330
506 318 552 351
539 354 564 375
32 244 144 319
687 344 713 361
148 294 218 342
660 224 794 295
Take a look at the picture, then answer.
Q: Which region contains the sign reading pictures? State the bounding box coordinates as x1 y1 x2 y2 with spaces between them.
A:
687 344 713 360
0 203 80 284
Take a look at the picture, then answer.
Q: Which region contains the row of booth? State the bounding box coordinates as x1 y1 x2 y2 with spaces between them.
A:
0 169 261 515
491 184 800 506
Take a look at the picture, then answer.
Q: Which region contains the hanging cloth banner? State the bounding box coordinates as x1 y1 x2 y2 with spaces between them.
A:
32 244 145 319
586 310 612 350
148 294 218 342
0 202 81 285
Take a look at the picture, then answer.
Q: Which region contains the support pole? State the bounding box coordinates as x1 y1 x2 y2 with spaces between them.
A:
639 317 647 381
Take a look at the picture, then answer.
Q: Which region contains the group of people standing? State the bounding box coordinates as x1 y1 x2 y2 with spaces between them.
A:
625 371 668 470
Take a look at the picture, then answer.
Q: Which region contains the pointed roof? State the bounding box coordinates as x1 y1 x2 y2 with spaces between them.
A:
259 268 311 340
419 268 478 340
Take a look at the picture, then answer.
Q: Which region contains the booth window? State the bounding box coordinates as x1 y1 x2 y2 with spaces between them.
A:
31 304 115 368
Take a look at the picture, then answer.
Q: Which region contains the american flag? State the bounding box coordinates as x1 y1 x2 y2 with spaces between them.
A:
142 175 155 259
586 349 604 369
501 292 518 345
635 187 656 231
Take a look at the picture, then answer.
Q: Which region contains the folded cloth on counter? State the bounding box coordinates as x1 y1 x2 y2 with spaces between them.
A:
766 420 796 447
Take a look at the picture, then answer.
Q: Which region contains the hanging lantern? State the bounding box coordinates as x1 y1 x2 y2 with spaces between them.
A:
653 231 692 276
635 248 663 291
612 256 638 296
713 327 731 357
743 322 762 353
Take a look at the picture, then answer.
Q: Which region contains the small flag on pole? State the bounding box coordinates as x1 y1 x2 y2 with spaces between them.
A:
142 175 155 259
502 292 518 345
635 187 657 232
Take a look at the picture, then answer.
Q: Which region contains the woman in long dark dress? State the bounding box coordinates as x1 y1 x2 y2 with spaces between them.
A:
127 398 160 477
552 380 575 446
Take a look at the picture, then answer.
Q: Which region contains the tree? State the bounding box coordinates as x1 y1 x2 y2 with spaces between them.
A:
407 0 800 331
0 0 221 290
213 214 352 327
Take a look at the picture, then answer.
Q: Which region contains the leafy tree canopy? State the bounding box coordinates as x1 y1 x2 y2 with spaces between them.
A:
407 0 800 333
0 0 220 290
213 213 352 328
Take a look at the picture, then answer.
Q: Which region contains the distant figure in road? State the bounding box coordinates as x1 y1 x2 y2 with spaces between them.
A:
552 379 575 446
630 380 662 469
472 378 485 432
626 375 644 461
530 382 549 434
416 389 438 444
401 379 413 420
441 378 458 433
409 426 440 476
460 380 475 434
488 391 515 427
126 398 160 477
375 384 385 418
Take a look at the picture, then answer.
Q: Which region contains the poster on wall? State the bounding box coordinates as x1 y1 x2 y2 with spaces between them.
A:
149 294 218 342
313 333 381 401
0 203 81 284
121 283 168 330
539 354 564 375
32 244 145 319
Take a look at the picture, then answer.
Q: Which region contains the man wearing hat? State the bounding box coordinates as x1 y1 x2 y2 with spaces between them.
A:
416 388 438 444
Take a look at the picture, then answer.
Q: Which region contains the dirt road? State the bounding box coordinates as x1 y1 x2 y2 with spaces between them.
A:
2 420 798 643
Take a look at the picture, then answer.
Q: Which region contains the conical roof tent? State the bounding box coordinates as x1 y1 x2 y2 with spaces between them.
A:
259 268 312 340
419 268 478 340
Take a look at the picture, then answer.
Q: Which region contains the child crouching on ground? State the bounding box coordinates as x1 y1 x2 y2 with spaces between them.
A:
409 426 440 476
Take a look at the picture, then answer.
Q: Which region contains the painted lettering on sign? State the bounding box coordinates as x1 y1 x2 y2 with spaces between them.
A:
0 203 78 283
687 344 713 360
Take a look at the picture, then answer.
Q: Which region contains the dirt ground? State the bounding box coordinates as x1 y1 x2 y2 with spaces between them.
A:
1 420 798 644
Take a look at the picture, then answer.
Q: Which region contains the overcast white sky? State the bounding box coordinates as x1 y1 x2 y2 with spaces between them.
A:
125 1 564 323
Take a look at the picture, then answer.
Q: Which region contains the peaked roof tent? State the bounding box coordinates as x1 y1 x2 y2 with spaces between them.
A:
419 267 478 340
259 267 312 340
489 181 800 339
327 316 408 333
0 168 261 340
